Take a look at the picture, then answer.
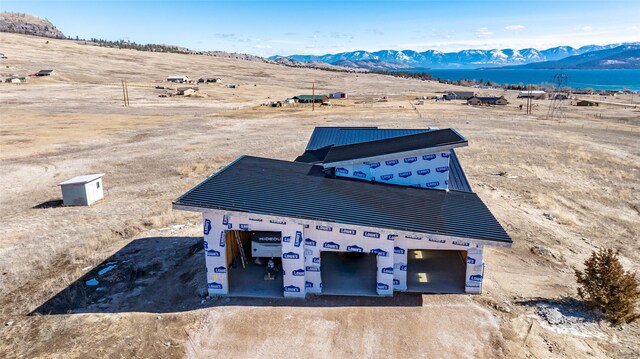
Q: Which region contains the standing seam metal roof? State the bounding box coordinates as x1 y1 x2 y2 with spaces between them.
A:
173 156 510 244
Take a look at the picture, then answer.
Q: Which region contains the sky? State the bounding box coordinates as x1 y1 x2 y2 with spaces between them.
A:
2 0 639 57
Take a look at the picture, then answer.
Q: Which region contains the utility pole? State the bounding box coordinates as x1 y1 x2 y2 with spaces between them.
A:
121 79 130 107
312 81 315 112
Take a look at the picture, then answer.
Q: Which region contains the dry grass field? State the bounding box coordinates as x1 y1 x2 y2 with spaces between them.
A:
0 32 639 358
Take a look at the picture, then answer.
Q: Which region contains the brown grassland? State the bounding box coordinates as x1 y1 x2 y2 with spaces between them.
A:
0 32 638 358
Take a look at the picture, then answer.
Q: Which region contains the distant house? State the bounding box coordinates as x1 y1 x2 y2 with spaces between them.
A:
283 98 295 105
5 75 26 83
227 84 238 88
167 75 191 83
292 95 327 103
576 100 598 107
444 91 475 100
330 92 348 99
0 53 7 59
467 96 508 106
34 69 55 77
177 86 199 95
198 77 222 84
517 90 546 99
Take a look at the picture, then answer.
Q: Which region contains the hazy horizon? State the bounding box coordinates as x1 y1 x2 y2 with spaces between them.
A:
1 0 639 57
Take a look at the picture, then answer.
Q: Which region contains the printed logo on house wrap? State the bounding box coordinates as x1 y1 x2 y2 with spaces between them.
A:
336 167 349 175
305 281 313 288
203 219 212 235
393 279 400 286
417 169 431 175
423 154 436 161
304 249 313 256
346 245 363 252
312 257 320 264
381 267 393 274
370 248 388 256
428 237 446 243
213 266 226 273
385 159 399 166
387 234 397 240
399 171 412 178
452 240 470 247
394 246 405 254
222 215 229 225
269 219 286 225
404 156 417 164
249 217 263 222
469 274 483 282
316 225 333 232
282 236 291 243
400 265 407 271
323 241 340 250
204 240 208 249
404 234 422 240
206 249 221 257
284 285 301 293
436 166 449 173
467 257 476 264
353 171 367 178
208 282 223 290
364 231 380 238
340 228 356 235
239 224 249 230
305 239 317 247
380 174 394 181
305 266 320 272
377 282 389 291
369 162 381 169
425 181 440 188
441 152 450 158
282 251 299 259
294 231 303 247
227 223 233 229
219 232 225 247
292 269 305 276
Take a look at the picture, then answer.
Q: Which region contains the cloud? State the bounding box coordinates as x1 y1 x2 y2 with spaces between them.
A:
576 25 592 32
329 32 353 40
475 27 493 38
504 25 525 31
254 44 272 49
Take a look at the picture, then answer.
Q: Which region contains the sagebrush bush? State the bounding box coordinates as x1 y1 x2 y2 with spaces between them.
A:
575 248 639 324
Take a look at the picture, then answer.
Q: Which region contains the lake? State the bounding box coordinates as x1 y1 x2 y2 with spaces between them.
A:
408 69 640 91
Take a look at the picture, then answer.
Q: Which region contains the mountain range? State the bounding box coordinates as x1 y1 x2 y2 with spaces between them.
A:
500 44 640 70
271 43 640 70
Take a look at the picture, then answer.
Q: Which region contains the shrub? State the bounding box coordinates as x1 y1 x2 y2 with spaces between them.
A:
575 248 639 324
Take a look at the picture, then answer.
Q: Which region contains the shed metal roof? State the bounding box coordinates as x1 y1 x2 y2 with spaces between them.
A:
323 128 468 164
293 95 326 101
173 156 510 244
59 173 105 186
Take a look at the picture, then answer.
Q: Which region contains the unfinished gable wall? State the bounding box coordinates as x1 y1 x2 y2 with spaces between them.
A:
333 150 451 189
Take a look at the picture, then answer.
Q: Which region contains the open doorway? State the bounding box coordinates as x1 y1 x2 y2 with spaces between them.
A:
405 250 466 293
226 230 284 298
320 252 378 296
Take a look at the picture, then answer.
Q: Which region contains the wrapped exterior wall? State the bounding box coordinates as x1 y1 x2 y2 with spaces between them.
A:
333 150 451 190
202 210 490 297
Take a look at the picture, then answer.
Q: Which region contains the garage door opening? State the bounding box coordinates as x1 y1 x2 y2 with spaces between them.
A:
406 250 466 293
320 252 378 296
227 230 284 298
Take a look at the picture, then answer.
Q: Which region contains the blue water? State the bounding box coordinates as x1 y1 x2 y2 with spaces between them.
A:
411 69 640 91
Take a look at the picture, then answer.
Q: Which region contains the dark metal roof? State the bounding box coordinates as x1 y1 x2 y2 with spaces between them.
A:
174 156 510 244
305 127 427 151
323 128 468 164
298 127 472 192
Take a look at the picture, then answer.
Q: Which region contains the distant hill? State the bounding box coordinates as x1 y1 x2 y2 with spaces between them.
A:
497 45 640 69
271 43 640 70
331 59 412 71
0 12 65 38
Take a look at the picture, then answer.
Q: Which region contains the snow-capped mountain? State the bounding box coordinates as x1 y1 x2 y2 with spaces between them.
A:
269 43 640 69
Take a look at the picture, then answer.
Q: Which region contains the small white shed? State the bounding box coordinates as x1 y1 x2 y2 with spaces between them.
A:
59 173 105 206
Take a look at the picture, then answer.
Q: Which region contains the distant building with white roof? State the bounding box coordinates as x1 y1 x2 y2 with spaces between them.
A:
59 174 105 206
